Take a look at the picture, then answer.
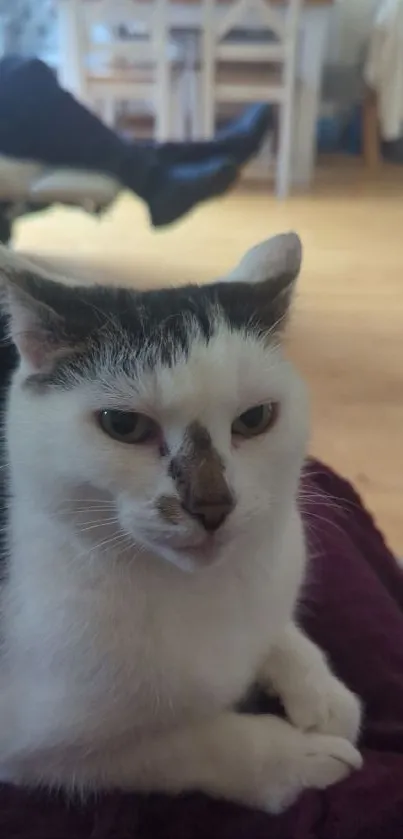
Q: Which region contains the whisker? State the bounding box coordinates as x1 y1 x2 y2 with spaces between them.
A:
62 501 117 508
74 530 133 560
91 531 135 555
70 508 118 515
302 511 346 539
76 518 120 534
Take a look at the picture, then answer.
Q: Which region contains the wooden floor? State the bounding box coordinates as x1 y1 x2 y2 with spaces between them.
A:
14 159 403 553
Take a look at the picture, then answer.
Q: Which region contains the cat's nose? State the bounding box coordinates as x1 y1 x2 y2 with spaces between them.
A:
185 497 235 532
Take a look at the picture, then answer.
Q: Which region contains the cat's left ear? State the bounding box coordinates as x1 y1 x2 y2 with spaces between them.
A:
219 232 302 332
0 246 81 373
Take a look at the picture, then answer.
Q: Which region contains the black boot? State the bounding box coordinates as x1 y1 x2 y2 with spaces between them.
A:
148 158 238 227
119 152 238 227
0 57 238 228
154 104 274 168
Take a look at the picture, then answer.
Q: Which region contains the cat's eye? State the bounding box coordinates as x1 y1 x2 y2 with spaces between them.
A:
98 410 158 444
231 403 278 438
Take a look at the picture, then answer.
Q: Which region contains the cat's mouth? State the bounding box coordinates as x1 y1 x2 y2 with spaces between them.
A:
175 535 216 556
143 531 223 572
125 517 226 570
168 534 224 569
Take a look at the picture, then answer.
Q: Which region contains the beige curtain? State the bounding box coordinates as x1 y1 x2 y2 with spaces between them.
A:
326 0 381 67
365 0 403 139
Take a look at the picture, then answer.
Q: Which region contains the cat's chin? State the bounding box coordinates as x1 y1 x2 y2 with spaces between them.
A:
153 539 221 574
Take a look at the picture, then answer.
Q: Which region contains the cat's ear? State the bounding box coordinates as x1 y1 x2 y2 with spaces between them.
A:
0 246 79 373
219 232 302 332
225 232 302 287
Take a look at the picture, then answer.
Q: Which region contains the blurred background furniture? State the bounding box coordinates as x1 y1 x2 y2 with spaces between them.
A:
58 0 188 141
362 86 380 169
200 0 301 196
7 2 400 190
363 0 403 169
57 1 334 191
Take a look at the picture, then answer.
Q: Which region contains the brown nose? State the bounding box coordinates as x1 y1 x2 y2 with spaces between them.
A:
183 497 234 532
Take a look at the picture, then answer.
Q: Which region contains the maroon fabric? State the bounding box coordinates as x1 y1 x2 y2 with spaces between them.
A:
1 460 403 839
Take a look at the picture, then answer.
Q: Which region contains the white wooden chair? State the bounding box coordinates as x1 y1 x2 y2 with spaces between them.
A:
201 0 301 196
75 0 185 141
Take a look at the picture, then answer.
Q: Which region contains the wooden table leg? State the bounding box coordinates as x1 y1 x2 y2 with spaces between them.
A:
362 88 380 169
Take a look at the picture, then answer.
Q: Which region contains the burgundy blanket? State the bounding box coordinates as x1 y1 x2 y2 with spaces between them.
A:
1 460 403 839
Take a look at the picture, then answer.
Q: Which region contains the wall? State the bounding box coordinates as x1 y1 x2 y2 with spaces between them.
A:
0 0 57 58
326 0 380 67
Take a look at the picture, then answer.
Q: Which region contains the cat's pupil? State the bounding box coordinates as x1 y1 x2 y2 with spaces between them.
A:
240 405 265 428
104 410 138 436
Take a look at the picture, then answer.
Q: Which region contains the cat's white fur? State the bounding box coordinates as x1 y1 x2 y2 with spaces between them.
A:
0 235 362 812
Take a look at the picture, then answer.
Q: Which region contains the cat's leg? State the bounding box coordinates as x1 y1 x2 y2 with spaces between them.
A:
260 623 361 743
26 712 361 812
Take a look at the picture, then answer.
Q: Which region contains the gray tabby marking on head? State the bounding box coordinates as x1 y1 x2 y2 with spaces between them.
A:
0 232 302 390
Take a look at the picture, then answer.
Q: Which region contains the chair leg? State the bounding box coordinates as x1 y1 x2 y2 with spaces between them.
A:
201 82 215 139
187 68 201 140
101 97 116 128
170 74 187 141
276 98 294 198
362 88 380 169
155 74 170 142
200 46 215 137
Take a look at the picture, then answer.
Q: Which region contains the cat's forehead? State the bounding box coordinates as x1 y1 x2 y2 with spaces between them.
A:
81 320 284 421
87 280 265 355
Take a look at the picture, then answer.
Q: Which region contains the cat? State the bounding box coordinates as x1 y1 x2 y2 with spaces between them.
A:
0 234 362 812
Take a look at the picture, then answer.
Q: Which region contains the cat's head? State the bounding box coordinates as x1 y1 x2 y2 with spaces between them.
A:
0 234 308 572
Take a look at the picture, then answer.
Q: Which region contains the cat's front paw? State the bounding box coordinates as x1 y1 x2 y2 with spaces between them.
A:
283 675 361 744
265 732 362 814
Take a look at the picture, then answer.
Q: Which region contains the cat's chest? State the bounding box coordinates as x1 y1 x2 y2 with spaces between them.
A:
10 553 284 727
7 528 302 742
83 561 279 717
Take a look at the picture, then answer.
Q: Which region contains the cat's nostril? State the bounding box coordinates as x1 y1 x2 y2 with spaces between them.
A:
197 509 230 532
190 500 234 532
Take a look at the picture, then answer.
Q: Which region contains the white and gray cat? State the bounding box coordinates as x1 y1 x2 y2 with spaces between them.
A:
0 233 362 812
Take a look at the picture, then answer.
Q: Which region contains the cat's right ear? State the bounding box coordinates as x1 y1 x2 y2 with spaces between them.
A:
0 246 76 373
217 232 302 335
224 232 302 289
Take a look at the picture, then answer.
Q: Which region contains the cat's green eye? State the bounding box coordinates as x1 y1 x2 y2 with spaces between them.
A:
98 410 158 444
231 403 278 438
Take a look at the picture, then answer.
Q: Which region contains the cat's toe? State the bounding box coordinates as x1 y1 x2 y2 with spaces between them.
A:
284 677 362 743
265 733 362 814
295 733 362 797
